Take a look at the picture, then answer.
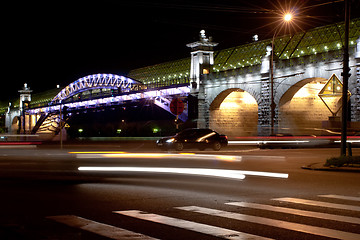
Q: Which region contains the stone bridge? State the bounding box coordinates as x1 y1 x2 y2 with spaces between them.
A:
204 43 360 136
128 19 360 136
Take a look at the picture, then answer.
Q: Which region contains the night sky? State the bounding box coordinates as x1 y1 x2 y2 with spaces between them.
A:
2 0 359 102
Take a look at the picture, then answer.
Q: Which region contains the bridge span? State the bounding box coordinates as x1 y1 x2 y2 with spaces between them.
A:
3 19 360 139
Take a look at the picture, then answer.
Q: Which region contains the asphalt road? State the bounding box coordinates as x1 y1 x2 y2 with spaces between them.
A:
0 144 359 240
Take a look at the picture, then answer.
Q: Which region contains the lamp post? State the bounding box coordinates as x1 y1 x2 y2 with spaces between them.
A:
270 13 293 135
270 35 276 136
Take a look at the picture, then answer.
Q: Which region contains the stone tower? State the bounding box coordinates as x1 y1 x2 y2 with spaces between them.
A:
187 30 218 128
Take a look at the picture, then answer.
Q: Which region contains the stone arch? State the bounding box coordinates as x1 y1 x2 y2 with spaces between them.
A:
279 77 326 107
274 64 344 105
11 116 20 134
278 77 340 135
210 88 242 110
207 82 261 109
12 116 19 125
209 88 258 137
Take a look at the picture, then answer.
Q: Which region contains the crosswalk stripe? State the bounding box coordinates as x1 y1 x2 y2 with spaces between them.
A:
318 194 360 202
177 206 360 240
226 202 360 225
273 197 360 211
114 210 272 240
47 215 158 240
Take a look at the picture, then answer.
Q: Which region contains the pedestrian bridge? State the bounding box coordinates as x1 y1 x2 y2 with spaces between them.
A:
16 74 190 137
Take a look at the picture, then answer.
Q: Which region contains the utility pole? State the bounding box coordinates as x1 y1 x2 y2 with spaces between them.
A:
340 0 350 156
270 38 275 136
60 103 63 150
269 13 293 136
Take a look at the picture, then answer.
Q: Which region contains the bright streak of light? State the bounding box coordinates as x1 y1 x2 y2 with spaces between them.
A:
78 167 246 180
228 141 263 145
69 151 127 154
78 167 288 179
0 142 40 145
103 153 169 158
215 155 237 161
238 170 288 179
74 153 242 162
334 140 360 143
228 140 310 145
262 141 309 144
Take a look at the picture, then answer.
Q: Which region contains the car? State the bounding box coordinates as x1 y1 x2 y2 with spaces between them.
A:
156 128 228 151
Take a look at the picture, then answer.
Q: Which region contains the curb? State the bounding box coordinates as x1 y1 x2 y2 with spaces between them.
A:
302 162 360 172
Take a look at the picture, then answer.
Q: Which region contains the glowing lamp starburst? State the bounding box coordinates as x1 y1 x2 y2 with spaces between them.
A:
284 13 293 22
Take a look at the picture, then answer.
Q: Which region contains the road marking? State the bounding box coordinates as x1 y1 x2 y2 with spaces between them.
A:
318 194 360 202
177 206 360 240
114 210 272 240
47 215 157 240
226 202 360 224
273 197 360 212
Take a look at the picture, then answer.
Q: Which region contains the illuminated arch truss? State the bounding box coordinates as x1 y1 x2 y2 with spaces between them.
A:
52 74 141 103
27 75 190 121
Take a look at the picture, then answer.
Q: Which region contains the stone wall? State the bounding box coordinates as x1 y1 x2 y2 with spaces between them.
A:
278 81 341 135
353 39 360 121
209 91 258 137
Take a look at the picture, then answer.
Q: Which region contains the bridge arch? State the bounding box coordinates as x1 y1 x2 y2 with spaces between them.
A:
11 116 19 134
51 73 141 103
278 77 340 135
209 88 258 137
278 77 326 107
207 82 261 107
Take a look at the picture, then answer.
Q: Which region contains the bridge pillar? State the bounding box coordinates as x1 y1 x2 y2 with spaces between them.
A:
5 103 20 134
18 83 32 134
353 37 360 122
187 30 218 128
257 47 276 136
197 74 210 128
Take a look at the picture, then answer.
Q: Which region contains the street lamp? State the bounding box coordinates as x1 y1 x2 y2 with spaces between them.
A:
284 13 293 22
270 12 294 135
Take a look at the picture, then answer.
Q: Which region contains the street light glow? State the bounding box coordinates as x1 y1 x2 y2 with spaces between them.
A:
284 13 293 22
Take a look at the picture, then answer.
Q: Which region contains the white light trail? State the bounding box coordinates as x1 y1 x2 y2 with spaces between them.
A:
74 153 242 162
228 140 309 145
334 140 360 143
78 167 246 180
78 167 289 179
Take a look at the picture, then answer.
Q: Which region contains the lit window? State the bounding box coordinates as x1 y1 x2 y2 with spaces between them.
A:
203 69 209 74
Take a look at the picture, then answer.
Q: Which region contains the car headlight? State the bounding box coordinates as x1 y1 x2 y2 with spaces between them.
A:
166 138 175 143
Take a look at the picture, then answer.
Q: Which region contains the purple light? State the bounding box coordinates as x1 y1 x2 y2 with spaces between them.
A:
51 73 140 103
28 85 190 116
